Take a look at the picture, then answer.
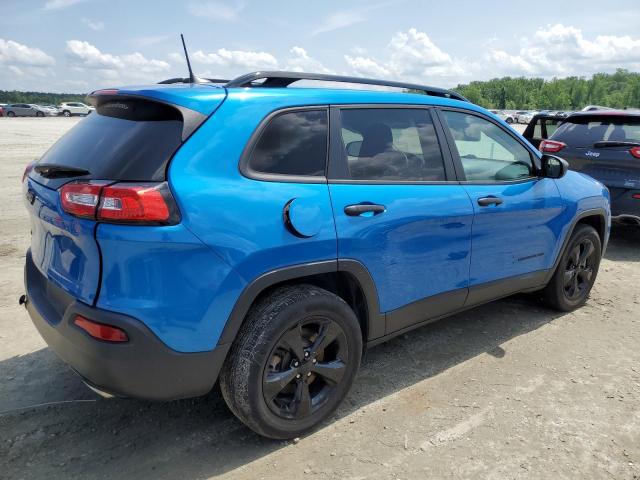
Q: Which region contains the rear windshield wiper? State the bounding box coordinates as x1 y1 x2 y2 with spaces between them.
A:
593 141 640 149
34 164 90 179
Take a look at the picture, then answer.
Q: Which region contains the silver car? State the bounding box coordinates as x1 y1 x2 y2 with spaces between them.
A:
489 109 515 124
3 103 58 117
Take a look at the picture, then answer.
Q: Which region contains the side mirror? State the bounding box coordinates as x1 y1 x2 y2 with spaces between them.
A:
541 154 569 179
345 140 362 157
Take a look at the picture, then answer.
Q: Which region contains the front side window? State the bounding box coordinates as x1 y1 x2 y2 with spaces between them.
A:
339 108 446 181
248 109 328 177
443 110 534 182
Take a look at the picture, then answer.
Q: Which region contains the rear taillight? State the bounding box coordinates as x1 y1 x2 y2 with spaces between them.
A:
630 147 640 159
60 182 102 218
22 162 34 183
98 183 173 223
59 181 178 225
73 315 128 342
540 140 567 153
632 194 640 200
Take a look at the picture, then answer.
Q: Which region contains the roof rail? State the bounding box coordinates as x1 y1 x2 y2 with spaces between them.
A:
224 71 468 101
158 77 230 85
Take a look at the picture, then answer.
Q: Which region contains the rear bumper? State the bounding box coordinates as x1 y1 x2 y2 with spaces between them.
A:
610 189 640 224
24 250 229 401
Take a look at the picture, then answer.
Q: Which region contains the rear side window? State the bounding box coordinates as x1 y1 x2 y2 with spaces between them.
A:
36 98 184 181
338 108 446 181
248 110 328 177
551 116 640 146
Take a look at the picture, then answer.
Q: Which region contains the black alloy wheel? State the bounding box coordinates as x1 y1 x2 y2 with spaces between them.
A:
563 238 597 301
263 318 348 420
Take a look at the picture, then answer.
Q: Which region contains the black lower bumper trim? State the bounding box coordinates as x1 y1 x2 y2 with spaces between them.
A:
24 251 229 401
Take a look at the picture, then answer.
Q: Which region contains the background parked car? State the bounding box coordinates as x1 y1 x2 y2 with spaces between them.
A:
529 110 640 225
3 104 58 117
489 109 515 124
516 111 536 124
58 102 95 116
42 105 61 116
0 103 5 117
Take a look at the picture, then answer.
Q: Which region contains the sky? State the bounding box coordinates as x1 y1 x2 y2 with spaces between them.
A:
1 0 639 93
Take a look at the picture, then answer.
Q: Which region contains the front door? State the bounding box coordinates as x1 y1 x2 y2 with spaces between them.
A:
328 106 475 335
438 109 565 306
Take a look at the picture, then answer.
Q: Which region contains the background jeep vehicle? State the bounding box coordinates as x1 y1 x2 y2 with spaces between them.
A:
537 111 640 225
22 71 610 439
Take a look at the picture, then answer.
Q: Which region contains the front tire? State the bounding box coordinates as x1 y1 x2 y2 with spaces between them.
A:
542 224 601 311
62 110 71 117
36 111 44 117
220 284 362 439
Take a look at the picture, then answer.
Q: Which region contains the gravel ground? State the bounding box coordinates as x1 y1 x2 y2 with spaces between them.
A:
0 117 639 480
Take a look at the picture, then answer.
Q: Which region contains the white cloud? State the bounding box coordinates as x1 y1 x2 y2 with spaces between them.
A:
344 55 390 77
65 40 170 82
341 28 464 83
188 1 245 21
192 48 278 69
312 10 365 36
0 38 55 67
82 18 104 31
486 24 640 77
284 47 332 73
44 0 85 10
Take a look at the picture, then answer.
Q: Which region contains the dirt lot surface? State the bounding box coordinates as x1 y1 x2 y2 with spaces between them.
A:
1 117 639 480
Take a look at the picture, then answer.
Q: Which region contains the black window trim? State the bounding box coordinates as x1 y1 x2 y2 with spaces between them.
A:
436 107 544 185
327 104 459 185
238 105 330 184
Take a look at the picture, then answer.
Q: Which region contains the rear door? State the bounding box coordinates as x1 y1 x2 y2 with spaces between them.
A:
328 106 474 335
438 108 565 305
522 115 563 149
24 95 205 304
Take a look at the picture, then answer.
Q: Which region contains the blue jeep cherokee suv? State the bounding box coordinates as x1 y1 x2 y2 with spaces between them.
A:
22 72 610 439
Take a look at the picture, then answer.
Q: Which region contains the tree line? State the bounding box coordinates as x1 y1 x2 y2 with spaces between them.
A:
454 69 640 110
0 90 86 105
2 69 640 110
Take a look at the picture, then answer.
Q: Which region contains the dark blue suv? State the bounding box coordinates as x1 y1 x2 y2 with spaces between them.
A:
22 72 610 439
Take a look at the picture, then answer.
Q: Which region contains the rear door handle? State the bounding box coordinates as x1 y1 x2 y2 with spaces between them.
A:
477 196 503 207
344 203 386 216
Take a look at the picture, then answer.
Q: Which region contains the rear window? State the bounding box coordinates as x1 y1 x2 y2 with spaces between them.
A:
551 115 640 147
36 98 184 181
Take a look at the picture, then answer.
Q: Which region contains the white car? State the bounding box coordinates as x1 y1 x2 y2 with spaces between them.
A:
58 102 95 117
489 109 515 124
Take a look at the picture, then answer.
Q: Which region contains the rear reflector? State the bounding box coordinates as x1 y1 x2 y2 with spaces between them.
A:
59 181 178 224
540 140 567 153
98 183 173 223
630 147 640 159
60 182 102 218
73 315 128 342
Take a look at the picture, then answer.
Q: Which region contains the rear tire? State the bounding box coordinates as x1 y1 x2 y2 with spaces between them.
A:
542 224 601 311
36 111 44 117
7 111 15 117
506 117 513 124
63 110 71 117
220 284 362 439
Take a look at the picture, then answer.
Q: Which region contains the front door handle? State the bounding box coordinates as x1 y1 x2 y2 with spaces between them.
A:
344 203 386 216
477 196 503 207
